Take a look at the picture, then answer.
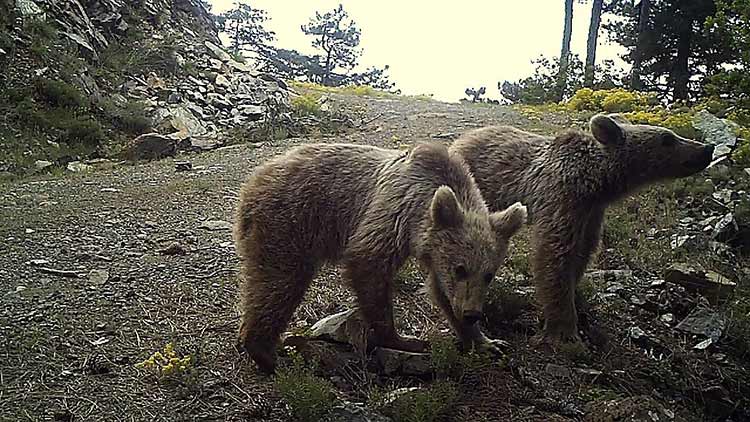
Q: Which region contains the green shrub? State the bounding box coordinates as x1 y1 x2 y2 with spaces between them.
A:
623 109 699 138
567 88 653 113
733 129 750 166
291 93 322 116
35 79 85 109
24 19 57 58
60 117 105 151
108 100 152 135
725 298 750 359
275 351 336 421
383 381 459 422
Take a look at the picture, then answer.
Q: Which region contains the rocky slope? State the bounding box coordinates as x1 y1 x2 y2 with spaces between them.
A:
0 0 292 176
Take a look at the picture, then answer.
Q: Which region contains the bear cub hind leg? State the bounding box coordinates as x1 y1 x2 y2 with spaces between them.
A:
237 263 315 374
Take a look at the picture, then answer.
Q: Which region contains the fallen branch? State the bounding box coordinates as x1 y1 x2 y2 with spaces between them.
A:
356 113 384 128
37 267 83 278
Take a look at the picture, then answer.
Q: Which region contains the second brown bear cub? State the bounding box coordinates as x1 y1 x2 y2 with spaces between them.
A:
451 114 714 345
235 143 527 373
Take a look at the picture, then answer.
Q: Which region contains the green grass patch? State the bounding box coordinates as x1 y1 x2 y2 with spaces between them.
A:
275 350 336 421
429 334 497 379
380 381 459 422
291 80 394 98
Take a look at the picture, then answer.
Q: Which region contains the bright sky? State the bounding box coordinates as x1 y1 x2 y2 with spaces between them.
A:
208 1 628 102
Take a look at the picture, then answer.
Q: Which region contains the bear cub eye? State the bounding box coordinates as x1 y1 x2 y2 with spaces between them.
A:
661 134 677 147
484 273 495 283
454 265 468 279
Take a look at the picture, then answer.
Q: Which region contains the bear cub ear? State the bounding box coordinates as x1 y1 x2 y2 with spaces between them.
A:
490 202 528 238
590 114 625 146
430 186 463 228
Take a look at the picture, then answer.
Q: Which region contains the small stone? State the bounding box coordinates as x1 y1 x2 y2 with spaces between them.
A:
628 326 647 341
545 363 571 378
175 161 192 172
200 220 232 231
204 41 232 62
660 313 675 324
215 74 231 88
431 132 459 140
167 92 182 104
159 242 187 256
670 234 690 250
630 295 646 306
693 338 713 350
574 368 603 380
309 308 367 350
649 279 666 288
374 347 431 376
15 285 27 293
34 160 53 170
712 212 737 242
88 270 109 285
712 189 736 205
67 161 92 173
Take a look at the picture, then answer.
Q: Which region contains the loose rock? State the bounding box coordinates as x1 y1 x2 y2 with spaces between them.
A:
675 306 726 342
664 263 736 304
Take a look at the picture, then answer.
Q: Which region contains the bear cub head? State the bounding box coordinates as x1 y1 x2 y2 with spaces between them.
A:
419 186 527 326
590 113 715 184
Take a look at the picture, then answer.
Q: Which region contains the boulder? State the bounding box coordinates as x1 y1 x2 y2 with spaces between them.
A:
123 133 177 161
692 110 738 159
204 41 231 62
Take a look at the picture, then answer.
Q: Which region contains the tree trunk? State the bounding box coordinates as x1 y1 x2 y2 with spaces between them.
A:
630 0 651 90
323 49 332 86
232 20 241 55
672 15 693 100
584 0 604 87
556 0 574 101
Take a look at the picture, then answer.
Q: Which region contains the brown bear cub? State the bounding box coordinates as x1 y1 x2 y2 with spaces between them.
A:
234 142 527 373
451 114 714 345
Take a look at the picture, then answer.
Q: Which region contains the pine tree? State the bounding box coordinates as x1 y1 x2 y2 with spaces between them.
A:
301 4 361 86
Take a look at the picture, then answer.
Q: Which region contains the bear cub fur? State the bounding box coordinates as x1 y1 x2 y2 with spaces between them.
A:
234 142 527 373
451 114 714 345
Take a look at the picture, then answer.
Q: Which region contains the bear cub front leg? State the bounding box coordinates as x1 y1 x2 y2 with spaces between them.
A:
343 262 429 353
